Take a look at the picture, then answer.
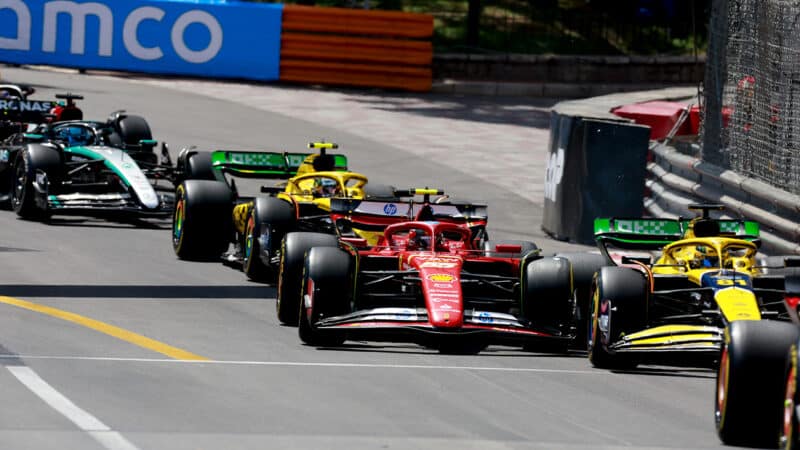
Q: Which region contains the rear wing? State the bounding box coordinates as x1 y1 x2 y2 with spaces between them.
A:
0 99 56 123
594 217 760 250
330 199 488 221
210 150 347 178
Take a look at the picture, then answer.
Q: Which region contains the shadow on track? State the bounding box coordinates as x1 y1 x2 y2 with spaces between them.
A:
608 366 716 380
0 284 274 299
308 342 584 358
38 217 170 230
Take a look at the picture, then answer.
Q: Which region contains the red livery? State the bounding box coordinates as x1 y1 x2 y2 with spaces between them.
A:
296 220 576 353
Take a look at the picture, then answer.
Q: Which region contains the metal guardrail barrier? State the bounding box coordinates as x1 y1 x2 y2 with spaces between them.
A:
646 142 800 255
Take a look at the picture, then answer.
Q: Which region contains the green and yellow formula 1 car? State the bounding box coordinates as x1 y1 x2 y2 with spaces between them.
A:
172 142 383 273
588 204 795 369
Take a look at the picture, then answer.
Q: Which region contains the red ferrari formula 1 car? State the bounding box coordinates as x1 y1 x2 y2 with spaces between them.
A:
294 220 575 353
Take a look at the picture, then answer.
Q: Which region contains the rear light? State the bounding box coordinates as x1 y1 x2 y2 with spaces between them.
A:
786 295 800 310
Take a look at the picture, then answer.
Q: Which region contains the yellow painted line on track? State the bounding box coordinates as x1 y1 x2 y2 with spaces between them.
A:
0 296 208 361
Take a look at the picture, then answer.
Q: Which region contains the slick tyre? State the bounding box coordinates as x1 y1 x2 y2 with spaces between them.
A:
184 151 216 181
483 240 539 258
244 197 295 282
298 246 352 347
116 115 153 146
781 342 800 450
556 252 609 349
172 180 233 261
716 320 799 448
588 267 647 370
277 232 339 326
12 145 61 220
522 256 573 352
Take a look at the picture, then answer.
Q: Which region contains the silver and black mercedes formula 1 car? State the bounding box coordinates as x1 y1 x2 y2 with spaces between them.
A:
0 89 209 221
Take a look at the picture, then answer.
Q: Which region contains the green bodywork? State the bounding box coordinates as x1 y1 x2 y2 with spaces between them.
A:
593 217 760 249
210 150 348 178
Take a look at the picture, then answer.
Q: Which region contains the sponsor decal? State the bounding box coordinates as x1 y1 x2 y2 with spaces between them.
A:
0 0 282 80
0 99 53 111
615 219 674 235
544 147 564 202
439 303 451 310
476 312 493 324
433 283 452 289
421 261 458 268
426 273 455 283
383 203 397 215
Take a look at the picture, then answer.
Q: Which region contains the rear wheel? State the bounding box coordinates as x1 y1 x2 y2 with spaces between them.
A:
781 343 800 450
522 256 573 352
716 320 799 447
185 151 216 181
172 180 233 260
588 267 647 369
276 232 339 325
556 252 609 349
299 246 352 346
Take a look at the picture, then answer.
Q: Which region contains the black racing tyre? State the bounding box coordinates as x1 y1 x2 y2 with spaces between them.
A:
298 246 352 346
556 252 609 350
172 180 233 261
781 341 800 450
117 115 153 147
244 197 295 281
12 145 61 220
716 320 799 448
276 232 339 326
185 151 216 181
363 183 396 199
522 256 573 351
484 240 539 258
588 267 648 370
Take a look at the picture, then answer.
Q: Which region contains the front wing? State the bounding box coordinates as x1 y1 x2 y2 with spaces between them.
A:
608 324 723 354
312 307 572 346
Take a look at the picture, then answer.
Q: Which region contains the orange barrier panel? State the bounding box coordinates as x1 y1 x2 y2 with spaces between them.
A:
282 5 433 38
282 34 432 66
279 5 433 92
280 60 432 92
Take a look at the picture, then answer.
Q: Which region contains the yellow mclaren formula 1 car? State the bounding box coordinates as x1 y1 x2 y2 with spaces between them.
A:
172 142 388 272
588 204 796 369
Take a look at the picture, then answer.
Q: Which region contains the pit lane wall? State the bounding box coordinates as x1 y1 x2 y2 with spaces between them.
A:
544 87 800 256
0 1 433 91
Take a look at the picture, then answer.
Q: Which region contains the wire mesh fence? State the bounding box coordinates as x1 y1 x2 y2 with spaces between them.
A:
271 1 707 55
703 0 800 195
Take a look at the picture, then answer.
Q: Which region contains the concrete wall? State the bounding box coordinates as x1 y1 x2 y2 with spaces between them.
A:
434 54 705 84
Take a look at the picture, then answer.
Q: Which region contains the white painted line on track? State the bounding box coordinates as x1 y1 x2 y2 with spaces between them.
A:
0 354 605 374
7 366 139 450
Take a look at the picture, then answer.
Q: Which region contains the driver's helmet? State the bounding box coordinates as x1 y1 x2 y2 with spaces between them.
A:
313 177 339 198
406 230 430 251
58 125 92 146
695 245 719 268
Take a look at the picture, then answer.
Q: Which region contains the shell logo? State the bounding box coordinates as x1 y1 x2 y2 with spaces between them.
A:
427 273 455 283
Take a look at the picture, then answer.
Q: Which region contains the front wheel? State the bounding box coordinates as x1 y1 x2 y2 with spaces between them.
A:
298 246 351 347
588 267 647 370
12 146 59 220
716 320 799 447
276 232 340 325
